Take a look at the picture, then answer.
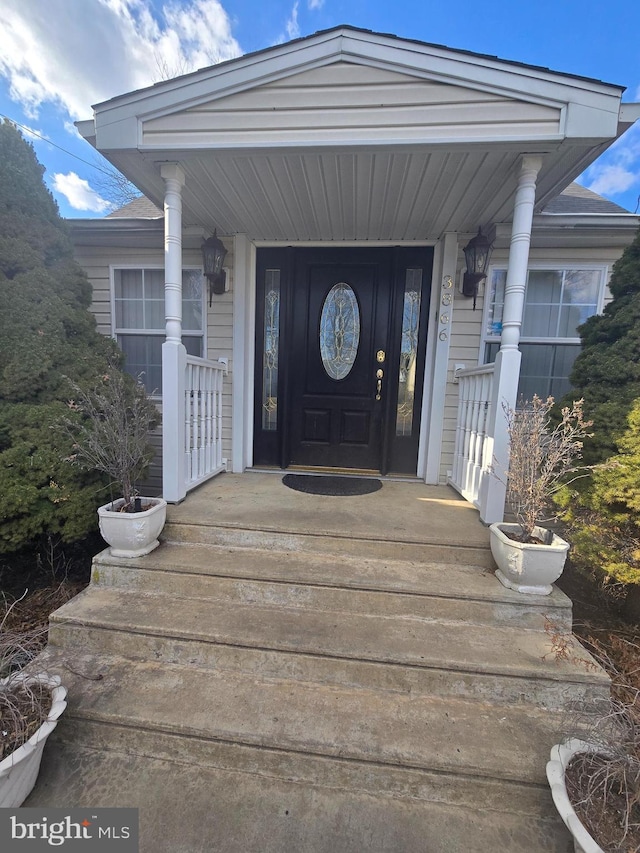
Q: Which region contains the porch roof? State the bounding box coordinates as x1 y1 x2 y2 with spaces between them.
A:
78 26 639 242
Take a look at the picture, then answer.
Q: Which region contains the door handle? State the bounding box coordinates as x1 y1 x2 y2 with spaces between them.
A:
376 368 384 400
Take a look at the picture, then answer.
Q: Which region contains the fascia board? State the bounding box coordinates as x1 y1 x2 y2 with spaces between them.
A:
75 119 96 143
495 215 640 243
340 31 622 110
95 115 141 150
620 103 640 122
564 102 620 138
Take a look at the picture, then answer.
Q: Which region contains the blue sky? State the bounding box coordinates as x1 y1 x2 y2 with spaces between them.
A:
1 0 639 218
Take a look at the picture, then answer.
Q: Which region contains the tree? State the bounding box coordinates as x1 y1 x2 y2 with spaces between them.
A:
566 227 640 465
0 120 123 554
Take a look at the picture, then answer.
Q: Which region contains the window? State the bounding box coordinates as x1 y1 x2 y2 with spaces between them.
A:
483 267 604 400
113 268 205 394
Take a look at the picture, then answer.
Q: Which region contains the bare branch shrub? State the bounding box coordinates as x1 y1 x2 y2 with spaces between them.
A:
0 596 52 760
503 395 592 541
57 368 159 509
562 641 640 851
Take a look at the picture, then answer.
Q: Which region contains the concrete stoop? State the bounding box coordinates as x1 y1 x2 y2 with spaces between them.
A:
28 523 607 852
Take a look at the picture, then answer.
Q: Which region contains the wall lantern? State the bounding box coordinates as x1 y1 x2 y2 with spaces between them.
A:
462 228 493 309
202 231 227 304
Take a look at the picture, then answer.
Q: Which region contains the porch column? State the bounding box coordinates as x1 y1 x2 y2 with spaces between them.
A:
479 154 542 523
160 163 187 503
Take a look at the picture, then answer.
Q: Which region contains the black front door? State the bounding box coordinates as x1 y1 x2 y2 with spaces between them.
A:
289 249 391 470
254 246 432 474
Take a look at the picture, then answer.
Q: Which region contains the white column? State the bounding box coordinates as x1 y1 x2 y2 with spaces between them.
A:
479 155 542 524
160 163 187 503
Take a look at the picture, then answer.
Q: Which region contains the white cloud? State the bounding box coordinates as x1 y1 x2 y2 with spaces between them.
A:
308 0 324 8
586 165 637 196
583 121 640 201
286 2 300 40
0 0 242 120
51 172 112 212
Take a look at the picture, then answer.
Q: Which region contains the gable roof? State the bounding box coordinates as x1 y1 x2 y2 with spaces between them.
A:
106 196 162 219
78 26 639 242
540 182 632 215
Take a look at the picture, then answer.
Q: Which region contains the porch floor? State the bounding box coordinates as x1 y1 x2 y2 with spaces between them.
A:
27 472 605 852
168 471 490 550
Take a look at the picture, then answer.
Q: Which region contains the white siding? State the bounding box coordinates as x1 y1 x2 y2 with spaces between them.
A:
142 62 561 149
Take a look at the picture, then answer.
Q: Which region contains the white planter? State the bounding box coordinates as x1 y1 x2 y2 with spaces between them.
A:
489 522 569 595
0 673 67 807
98 497 167 558
546 739 604 853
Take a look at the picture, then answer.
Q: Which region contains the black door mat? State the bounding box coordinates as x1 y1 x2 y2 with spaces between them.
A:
282 474 383 496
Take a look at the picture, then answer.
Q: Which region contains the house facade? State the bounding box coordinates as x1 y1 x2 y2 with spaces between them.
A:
71 26 640 520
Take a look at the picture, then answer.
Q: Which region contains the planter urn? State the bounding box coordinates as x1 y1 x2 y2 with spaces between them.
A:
489 522 570 595
546 739 605 853
98 497 167 558
0 673 67 808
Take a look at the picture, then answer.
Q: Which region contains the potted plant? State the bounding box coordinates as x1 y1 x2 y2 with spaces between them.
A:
0 599 67 807
490 395 591 595
61 366 166 558
546 652 639 852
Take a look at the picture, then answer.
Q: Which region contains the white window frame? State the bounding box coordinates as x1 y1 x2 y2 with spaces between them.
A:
480 263 608 396
110 265 207 398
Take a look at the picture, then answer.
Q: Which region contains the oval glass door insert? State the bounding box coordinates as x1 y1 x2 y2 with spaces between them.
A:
320 283 360 380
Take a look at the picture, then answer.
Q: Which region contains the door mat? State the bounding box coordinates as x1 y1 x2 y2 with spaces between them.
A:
282 474 383 496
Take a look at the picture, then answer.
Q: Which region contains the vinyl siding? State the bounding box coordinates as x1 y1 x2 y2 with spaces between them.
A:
142 62 561 148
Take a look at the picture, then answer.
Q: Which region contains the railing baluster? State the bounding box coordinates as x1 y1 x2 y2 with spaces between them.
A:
182 355 226 492
449 364 495 508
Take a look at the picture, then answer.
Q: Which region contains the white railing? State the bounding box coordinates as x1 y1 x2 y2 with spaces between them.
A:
450 364 495 508
184 355 226 491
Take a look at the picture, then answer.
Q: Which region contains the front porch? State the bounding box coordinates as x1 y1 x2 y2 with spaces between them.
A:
30 473 607 851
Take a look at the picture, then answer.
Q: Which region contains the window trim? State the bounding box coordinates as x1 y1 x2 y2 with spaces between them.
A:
109 265 207 398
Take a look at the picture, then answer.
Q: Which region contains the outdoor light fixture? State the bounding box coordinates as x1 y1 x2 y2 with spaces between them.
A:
202 231 228 304
462 228 493 309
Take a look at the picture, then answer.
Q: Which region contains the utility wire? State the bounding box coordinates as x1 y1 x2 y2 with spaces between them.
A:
0 112 116 178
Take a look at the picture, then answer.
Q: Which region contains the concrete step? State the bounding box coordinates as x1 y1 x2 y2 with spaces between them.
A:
48 586 607 709
162 519 497 568
30 718 571 853
93 541 574 631
37 649 565 787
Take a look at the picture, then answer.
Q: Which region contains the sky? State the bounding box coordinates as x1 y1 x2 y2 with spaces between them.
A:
1 0 639 218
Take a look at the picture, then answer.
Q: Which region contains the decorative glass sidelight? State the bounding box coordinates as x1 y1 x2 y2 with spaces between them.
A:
396 268 423 436
262 270 280 430
320 283 360 380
